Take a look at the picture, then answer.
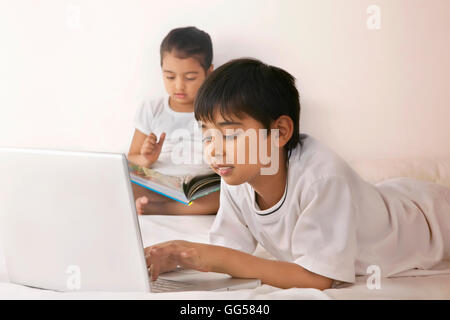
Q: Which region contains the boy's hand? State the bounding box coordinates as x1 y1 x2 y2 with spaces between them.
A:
140 132 166 166
144 240 210 281
135 196 149 215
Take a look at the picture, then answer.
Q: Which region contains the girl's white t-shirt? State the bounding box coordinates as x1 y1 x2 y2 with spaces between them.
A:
133 96 210 175
209 133 450 283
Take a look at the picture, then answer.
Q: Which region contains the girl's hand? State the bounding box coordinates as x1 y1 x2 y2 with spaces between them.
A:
144 240 210 281
140 132 166 166
135 196 149 215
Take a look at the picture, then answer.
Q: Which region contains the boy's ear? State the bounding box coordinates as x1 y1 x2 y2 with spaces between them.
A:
272 115 294 148
206 64 214 76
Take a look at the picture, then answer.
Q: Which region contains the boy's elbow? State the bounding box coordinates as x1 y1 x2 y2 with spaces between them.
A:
315 278 333 290
290 278 333 291
293 266 334 291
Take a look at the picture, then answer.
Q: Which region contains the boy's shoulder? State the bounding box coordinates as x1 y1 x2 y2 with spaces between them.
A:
288 134 358 188
224 134 359 198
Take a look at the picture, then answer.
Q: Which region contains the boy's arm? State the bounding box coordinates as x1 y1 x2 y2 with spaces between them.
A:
208 244 333 290
145 240 333 290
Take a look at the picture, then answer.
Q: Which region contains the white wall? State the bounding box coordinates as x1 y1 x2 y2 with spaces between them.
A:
1 0 449 161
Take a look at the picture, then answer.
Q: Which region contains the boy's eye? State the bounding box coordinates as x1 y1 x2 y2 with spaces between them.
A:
202 136 212 143
186 78 197 81
166 77 175 80
224 133 239 141
223 134 237 140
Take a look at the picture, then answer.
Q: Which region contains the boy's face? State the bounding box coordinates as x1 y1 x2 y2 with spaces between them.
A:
201 112 282 186
161 51 211 106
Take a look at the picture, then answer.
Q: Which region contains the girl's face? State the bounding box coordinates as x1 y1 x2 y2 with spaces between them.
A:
161 51 212 107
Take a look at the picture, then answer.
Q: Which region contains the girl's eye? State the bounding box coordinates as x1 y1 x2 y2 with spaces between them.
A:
166 77 175 80
202 136 212 143
186 78 197 81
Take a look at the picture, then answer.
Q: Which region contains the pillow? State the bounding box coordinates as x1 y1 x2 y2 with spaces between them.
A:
348 158 450 187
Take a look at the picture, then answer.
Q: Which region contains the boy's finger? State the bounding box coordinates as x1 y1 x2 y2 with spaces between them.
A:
146 248 163 281
151 262 161 281
147 264 153 277
148 244 179 263
145 247 157 266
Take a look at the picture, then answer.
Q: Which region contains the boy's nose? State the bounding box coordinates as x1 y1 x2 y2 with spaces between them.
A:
208 137 225 161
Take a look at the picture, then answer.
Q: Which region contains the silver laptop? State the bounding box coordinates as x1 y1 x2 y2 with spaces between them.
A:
0 148 260 293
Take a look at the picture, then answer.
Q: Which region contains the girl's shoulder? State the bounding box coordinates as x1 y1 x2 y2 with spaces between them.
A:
138 96 168 117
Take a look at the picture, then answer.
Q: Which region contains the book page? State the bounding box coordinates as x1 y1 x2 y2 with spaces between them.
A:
151 161 214 180
128 163 184 191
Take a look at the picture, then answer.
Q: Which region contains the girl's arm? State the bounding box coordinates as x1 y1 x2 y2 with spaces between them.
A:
136 189 220 215
128 129 152 167
127 129 165 168
145 240 333 290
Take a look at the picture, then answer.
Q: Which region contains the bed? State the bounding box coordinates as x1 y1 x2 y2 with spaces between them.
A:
1 158 449 299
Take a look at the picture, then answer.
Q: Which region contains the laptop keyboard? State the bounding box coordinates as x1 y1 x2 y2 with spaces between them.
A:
150 278 195 293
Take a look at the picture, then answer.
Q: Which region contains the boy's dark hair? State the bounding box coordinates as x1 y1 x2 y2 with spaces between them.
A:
160 26 213 72
194 58 301 154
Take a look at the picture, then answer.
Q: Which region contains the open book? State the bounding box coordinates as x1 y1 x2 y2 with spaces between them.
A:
127 161 221 206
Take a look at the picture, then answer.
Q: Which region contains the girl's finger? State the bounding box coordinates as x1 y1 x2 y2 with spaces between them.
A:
142 147 154 156
157 132 166 147
148 134 157 143
142 140 154 150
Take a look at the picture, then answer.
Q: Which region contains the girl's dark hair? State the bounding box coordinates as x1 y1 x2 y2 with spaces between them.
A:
194 58 301 153
160 26 213 72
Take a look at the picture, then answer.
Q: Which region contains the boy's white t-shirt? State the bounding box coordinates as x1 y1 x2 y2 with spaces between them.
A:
209 133 450 283
133 96 210 175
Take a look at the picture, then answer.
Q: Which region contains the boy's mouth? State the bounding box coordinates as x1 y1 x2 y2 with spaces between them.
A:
212 164 235 176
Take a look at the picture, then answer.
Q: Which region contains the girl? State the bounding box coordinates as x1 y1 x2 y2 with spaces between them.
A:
128 27 219 215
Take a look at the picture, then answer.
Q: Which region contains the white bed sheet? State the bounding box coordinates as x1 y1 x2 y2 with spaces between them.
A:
0 215 449 300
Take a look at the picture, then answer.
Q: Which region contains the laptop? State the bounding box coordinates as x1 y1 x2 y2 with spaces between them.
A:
0 147 260 293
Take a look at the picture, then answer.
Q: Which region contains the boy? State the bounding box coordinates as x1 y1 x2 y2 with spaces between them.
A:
144 58 450 290
128 26 220 215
